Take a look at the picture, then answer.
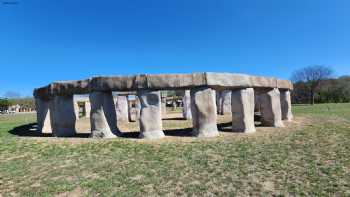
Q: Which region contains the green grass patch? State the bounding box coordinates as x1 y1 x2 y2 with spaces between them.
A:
0 104 350 196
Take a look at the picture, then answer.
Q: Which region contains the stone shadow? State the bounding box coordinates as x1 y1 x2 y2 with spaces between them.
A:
9 120 263 139
117 127 193 138
9 123 90 138
9 123 51 137
162 117 186 121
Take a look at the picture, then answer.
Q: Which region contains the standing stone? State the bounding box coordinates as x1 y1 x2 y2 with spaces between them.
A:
85 101 91 118
161 97 167 116
35 98 52 133
182 90 192 119
216 90 222 114
138 90 164 139
231 88 256 133
171 100 177 111
74 101 80 120
89 91 119 138
115 95 129 122
259 88 284 127
280 89 293 121
128 96 141 122
220 90 232 115
182 90 192 118
254 94 261 112
161 91 167 116
191 87 219 137
51 95 77 137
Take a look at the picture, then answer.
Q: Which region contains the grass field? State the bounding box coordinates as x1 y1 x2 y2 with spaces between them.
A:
0 104 350 196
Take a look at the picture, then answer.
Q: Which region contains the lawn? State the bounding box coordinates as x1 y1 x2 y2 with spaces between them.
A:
0 104 349 196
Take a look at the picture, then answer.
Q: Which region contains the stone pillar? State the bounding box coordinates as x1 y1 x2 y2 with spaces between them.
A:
254 94 261 112
220 90 232 115
35 97 52 133
259 88 284 127
216 90 222 114
116 95 129 122
280 89 293 121
74 101 80 120
128 96 141 122
89 91 119 138
231 88 256 133
161 98 167 116
138 90 164 139
171 100 177 111
190 87 219 137
161 91 167 116
85 101 91 118
51 95 77 137
182 90 192 119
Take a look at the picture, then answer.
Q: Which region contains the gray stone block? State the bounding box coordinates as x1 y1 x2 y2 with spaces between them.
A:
51 95 77 137
259 88 284 127
216 90 222 114
138 90 164 139
35 98 52 133
191 87 219 137
89 91 119 138
231 88 256 133
115 95 129 122
280 89 293 121
182 90 192 119
220 90 232 115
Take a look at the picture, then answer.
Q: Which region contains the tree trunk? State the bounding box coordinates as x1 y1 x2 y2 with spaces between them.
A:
310 90 315 105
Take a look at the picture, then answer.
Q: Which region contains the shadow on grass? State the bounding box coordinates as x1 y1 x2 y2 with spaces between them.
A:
9 123 89 138
162 117 186 121
117 127 193 138
9 119 263 139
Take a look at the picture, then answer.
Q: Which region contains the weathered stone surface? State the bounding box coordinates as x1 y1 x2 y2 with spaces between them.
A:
182 90 192 119
34 72 294 139
249 76 277 89
259 88 284 127
161 98 167 116
206 72 251 89
89 91 119 138
74 101 80 120
35 98 52 133
85 101 91 118
34 73 293 99
128 108 138 122
216 90 222 114
33 85 51 100
280 89 293 121
220 90 232 115
138 90 164 139
90 76 137 92
50 95 77 137
115 95 129 122
147 73 206 89
191 87 219 137
254 94 261 112
127 96 140 122
50 79 90 96
277 80 293 90
231 88 256 133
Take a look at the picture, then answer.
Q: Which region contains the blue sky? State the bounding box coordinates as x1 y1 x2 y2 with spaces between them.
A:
1 0 350 97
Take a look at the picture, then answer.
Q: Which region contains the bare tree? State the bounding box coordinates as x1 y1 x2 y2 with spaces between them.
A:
291 65 333 105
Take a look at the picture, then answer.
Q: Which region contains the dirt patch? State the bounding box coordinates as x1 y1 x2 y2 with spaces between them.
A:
12 113 314 145
56 186 84 197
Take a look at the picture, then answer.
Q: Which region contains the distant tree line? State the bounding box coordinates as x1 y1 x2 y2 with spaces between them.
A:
0 98 12 111
0 97 35 111
291 65 350 104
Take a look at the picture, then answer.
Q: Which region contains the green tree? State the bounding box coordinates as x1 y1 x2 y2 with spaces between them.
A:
291 65 333 105
0 98 13 111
